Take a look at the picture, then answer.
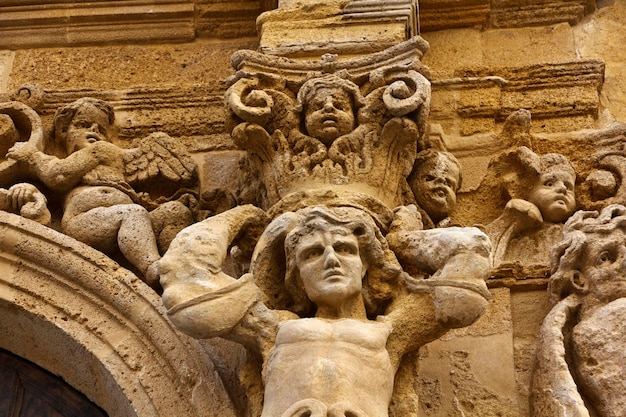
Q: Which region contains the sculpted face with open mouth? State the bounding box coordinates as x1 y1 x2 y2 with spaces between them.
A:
304 87 356 146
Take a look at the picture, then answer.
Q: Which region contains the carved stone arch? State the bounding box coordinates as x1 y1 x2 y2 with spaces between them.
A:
0 212 236 417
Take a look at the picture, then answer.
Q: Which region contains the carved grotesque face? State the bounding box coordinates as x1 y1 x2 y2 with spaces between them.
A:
410 154 460 223
66 105 110 154
579 229 626 303
304 87 355 145
528 170 575 223
295 228 364 309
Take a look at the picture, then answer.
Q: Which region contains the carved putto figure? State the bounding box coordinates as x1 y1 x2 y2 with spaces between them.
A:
407 149 462 228
160 204 491 417
297 73 363 146
532 204 626 417
6 98 196 287
486 146 576 268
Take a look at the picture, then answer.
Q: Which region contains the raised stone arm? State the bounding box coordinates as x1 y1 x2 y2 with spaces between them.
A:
159 205 271 338
7 140 122 192
387 205 492 329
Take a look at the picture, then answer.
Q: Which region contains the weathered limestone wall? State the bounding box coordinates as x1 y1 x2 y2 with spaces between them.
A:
1 1 625 417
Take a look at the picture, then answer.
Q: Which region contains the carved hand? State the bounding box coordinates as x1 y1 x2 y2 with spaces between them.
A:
6 141 38 162
6 183 51 225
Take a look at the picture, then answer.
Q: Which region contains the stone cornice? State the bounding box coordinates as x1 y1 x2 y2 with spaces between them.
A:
0 1 195 48
0 0 597 49
1 58 603 152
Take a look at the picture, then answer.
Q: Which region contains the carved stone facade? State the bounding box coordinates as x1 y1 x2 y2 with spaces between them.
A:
1 1 626 417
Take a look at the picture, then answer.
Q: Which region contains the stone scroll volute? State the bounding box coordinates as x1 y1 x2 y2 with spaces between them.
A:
224 37 431 212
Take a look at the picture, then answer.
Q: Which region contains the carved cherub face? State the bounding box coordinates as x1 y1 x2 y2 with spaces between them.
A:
528 169 575 223
410 153 461 223
304 87 355 146
65 105 111 154
295 228 365 309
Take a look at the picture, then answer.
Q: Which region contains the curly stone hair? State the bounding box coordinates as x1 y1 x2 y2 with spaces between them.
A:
295 73 365 115
53 97 115 144
254 206 401 318
408 148 463 191
549 204 626 304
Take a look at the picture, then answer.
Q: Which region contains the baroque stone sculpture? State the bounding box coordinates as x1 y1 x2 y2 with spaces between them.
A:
158 37 493 417
0 182 50 225
4 97 197 287
485 146 577 269
532 204 626 417
407 149 462 228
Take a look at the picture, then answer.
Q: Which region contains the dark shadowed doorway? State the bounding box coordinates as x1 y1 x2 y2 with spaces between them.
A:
0 348 108 417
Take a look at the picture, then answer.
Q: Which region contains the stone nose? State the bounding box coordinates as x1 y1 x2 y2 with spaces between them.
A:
323 246 340 268
323 98 336 111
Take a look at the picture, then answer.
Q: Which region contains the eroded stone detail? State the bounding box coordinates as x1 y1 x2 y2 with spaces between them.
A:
532 204 626 417
407 149 462 228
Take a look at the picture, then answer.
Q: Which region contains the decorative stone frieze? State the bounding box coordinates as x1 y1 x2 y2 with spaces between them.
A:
2 2 626 417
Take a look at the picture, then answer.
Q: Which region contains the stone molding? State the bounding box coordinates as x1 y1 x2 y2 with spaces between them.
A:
431 59 605 135
195 0 260 38
0 1 195 48
418 0 593 31
0 211 235 417
0 0 596 49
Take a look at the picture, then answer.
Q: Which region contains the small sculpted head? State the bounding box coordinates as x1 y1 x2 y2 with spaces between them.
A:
296 74 364 146
549 205 626 308
283 206 399 318
528 154 576 223
408 150 462 224
54 98 114 154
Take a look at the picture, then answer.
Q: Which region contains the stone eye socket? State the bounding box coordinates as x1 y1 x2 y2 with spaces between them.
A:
596 250 616 266
334 243 357 255
304 248 324 260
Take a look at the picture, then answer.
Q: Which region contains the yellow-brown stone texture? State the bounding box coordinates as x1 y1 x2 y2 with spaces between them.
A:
1 1 626 417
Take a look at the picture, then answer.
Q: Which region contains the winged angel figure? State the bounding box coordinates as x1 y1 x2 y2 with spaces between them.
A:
6 98 196 288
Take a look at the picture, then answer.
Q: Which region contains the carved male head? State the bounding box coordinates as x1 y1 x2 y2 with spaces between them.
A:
296 74 364 146
549 205 626 307
54 98 115 155
408 149 462 224
282 206 399 318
